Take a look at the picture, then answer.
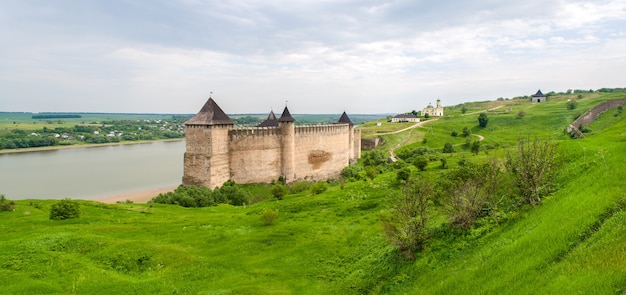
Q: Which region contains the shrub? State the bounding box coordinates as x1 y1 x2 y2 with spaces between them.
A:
382 176 433 260
310 182 328 195
365 166 379 179
341 165 365 181
439 157 448 169
443 142 455 153
0 195 16 212
462 127 471 137
506 137 559 207
471 140 481 155
271 184 288 200
414 156 429 171
50 198 81 220
478 113 489 128
451 131 458 137
517 110 526 118
567 100 578 110
260 208 279 225
397 167 411 182
216 185 250 206
288 181 312 194
461 105 468 114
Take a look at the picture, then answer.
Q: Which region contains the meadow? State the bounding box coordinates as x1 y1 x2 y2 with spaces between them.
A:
1 91 625 294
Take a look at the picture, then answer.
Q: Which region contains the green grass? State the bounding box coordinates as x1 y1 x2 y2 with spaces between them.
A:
1 92 625 294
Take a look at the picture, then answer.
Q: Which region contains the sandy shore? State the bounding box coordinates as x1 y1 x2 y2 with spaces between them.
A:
94 186 178 204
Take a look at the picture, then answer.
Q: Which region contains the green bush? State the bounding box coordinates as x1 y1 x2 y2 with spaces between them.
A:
478 113 489 128
260 208 279 225
271 184 288 200
49 198 81 220
443 142 455 153
414 156 429 171
0 195 16 212
341 164 365 180
310 182 328 195
397 167 411 182
288 181 312 193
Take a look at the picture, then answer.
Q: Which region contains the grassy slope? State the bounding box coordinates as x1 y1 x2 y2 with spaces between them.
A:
1 93 625 294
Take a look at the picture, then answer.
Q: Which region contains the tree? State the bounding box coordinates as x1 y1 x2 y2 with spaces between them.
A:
382 176 433 260
505 137 559 206
478 113 489 128
50 198 80 220
471 140 481 155
443 142 454 153
461 105 468 114
462 126 471 137
414 156 429 171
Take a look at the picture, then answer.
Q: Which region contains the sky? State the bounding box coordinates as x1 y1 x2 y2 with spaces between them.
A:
1 0 625 114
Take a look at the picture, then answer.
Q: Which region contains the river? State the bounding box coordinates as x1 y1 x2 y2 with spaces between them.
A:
0 140 185 200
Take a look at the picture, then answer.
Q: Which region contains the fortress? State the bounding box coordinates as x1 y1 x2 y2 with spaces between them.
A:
182 98 361 188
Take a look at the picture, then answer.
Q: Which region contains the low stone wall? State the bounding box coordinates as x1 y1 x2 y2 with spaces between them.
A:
567 99 626 138
361 137 383 150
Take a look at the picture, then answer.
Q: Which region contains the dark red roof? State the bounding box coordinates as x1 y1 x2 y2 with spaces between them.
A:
184 98 234 126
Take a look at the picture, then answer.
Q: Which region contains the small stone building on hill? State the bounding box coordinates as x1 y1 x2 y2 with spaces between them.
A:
531 89 546 103
183 98 361 188
389 113 420 123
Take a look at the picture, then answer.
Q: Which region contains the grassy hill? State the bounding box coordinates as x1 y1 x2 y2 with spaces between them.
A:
1 92 625 294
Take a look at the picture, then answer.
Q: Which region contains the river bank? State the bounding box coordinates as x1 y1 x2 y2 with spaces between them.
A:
0 138 185 154
94 186 178 204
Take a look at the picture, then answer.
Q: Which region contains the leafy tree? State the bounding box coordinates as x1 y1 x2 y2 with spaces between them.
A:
443 142 454 153
478 113 489 128
50 198 80 220
382 176 433 260
462 127 471 137
505 137 559 206
414 156 429 171
471 140 481 155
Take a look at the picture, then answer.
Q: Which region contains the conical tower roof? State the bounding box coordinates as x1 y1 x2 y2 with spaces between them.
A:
184 98 234 126
336 111 353 126
257 110 279 127
278 106 295 122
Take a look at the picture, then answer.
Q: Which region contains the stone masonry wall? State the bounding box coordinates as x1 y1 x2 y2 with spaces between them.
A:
293 124 352 181
567 99 626 137
228 127 283 184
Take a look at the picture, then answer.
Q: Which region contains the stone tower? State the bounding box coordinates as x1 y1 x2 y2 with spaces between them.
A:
182 98 234 188
278 106 296 182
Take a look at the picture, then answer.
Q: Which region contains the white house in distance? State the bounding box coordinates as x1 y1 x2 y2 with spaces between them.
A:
389 113 420 123
531 89 546 103
423 99 444 117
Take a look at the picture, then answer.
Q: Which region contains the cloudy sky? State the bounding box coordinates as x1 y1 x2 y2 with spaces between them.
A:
1 0 625 114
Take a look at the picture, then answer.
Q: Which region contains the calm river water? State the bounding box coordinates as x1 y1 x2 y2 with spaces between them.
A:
0 140 185 200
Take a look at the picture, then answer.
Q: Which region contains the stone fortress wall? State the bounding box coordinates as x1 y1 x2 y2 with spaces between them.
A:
183 98 361 188
567 98 626 138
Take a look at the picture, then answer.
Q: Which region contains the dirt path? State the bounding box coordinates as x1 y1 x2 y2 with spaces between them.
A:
384 118 439 162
